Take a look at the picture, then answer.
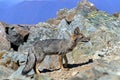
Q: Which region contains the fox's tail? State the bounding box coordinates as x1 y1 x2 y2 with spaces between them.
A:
22 48 36 75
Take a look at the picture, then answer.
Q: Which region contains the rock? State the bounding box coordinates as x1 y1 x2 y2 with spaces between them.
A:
46 18 61 26
12 24 29 37
56 19 70 39
94 59 120 76
67 77 82 80
113 12 120 19
98 75 120 80
0 22 11 51
0 65 14 79
57 8 68 20
0 35 11 51
34 75 53 80
6 26 24 51
8 65 31 80
70 59 120 80
76 0 98 16
71 71 79 76
0 59 19 70
65 9 76 22
0 50 7 59
0 22 8 37
28 22 56 43
0 51 27 71
56 8 76 24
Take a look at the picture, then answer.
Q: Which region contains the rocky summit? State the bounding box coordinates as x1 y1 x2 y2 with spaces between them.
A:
0 0 120 80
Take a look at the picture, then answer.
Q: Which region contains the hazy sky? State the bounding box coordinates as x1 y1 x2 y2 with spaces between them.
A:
0 0 120 24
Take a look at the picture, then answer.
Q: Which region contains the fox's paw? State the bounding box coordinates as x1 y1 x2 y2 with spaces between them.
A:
62 68 69 71
63 64 68 68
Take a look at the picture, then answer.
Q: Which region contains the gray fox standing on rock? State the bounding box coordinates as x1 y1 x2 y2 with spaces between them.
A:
22 27 90 75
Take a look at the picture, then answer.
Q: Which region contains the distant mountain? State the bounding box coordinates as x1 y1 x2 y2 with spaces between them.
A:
0 0 80 24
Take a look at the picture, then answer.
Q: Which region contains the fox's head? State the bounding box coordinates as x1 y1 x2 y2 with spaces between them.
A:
71 27 90 43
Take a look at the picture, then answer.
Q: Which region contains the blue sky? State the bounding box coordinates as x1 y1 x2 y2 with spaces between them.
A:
0 0 120 24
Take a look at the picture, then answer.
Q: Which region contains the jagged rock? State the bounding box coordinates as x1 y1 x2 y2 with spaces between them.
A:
56 19 70 39
94 59 120 76
0 50 7 59
0 22 8 37
34 75 53 80
28 22 56 43
0 65 14 79
0 22 11 51
56 8 76 23
98 75 120 80
65 9 76 22
46 18 61 26
113 12 120 19
0 56 19 70
11 25 29 37
0 35 11 51
0 51 27 71
57 8 68 20
8 65 31 80
6 26 24 51
69 60 120 80
67 77 82 80
76 0 98 16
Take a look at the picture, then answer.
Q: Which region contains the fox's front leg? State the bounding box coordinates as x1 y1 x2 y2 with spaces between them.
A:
63 55 68 68
59 55 64 70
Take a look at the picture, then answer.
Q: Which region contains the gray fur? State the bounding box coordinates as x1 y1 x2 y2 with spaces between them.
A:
22 48 36 75
22 27 90 75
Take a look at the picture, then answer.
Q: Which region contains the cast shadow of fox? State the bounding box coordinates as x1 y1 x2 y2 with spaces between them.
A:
41 59 93 73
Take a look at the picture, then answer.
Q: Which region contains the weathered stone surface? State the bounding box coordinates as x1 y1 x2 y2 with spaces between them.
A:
0 51 27 71
0 65 14 79
46 18 61 26
0 22 11 51
6 26 24 51
12 24 29 37
0 35 11 51
65 9 76 22
0 22 8 37
28 22 56 43
76 0 98 16
113 12 120 19
8 65 31 80
34 75 53 80
57 8 68 20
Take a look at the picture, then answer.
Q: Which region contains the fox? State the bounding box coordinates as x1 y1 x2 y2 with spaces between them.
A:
22 27 90 75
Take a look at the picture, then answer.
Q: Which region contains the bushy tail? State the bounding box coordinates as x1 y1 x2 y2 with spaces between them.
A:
22 48 36 75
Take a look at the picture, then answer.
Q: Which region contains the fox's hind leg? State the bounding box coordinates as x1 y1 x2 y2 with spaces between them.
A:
63 55 68 68
33 52 45 75
34 63 40 75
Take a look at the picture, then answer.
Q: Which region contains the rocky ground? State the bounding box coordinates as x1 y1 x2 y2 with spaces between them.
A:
0 0 120 80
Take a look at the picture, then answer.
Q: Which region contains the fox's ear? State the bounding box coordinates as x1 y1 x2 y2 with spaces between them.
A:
74 27 80 35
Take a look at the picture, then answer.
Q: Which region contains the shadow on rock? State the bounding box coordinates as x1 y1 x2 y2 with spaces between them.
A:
40 59 93 73
67 59 93 69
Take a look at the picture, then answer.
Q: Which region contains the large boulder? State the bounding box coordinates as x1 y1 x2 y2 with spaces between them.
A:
0 35 11 51
0 22 11 51
76 0 98 16
0 65 14 79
